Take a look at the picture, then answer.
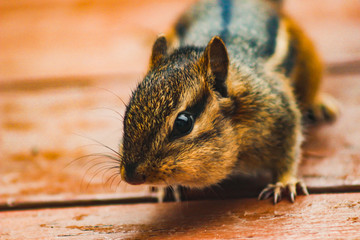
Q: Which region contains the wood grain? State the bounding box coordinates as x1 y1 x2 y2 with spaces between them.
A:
1 193 360 239
1 0 360 210
1 0 359 81
2 68 360 209
0 0 195 80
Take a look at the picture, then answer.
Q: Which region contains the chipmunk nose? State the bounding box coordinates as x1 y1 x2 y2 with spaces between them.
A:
122 163 146 185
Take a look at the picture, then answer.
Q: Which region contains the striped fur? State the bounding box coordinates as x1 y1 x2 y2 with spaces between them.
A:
120 0 338 202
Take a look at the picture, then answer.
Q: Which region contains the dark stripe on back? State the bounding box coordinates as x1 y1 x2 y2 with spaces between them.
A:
175 20 188 46
260 14 279 57
279 38 297 77
219 0 233 42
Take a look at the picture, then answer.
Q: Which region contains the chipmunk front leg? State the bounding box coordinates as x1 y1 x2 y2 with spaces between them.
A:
259 127 309 204
152 185 181 202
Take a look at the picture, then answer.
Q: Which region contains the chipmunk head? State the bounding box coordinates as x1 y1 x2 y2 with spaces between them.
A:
120 36 238 188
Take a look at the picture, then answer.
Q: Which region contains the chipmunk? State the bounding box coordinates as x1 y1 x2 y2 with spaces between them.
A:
119 0 339 204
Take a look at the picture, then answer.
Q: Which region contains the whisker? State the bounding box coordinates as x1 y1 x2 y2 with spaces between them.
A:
85 165 116 191
76 143 122 153
79 159 107 190
73 133 122 158
95 87 127 107
87 153 121 163
67 153 121 170
82 161 114 185
83 156 118 172
90 106 124 120
104 172 116 185
101 166 115 185
109 173 121 191
104 171 118 186
101 166 119 186
114 177 123 191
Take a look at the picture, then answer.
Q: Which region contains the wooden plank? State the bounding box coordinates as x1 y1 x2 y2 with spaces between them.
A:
0 74 152 208
1 0 359 81
285 0 360 64
300 73 360 189
0 0 195 81
1 193 360 239
1 0 360 208
1 72 360 209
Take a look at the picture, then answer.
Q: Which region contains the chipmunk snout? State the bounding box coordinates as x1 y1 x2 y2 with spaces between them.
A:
121 163 146 185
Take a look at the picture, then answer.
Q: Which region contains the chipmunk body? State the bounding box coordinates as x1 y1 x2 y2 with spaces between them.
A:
120 0 338 203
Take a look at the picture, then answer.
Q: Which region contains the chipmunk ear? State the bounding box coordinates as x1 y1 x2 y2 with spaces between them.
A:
202 36 229 97
150 35 168 68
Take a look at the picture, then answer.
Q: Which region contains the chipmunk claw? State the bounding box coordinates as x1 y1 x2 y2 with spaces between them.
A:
299 181 309 196
289 191 296 203
258 182 284 203
258 181 308 204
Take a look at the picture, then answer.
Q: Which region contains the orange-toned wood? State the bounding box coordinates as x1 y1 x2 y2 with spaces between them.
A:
2 71 360 209
1 0 359 81
300 73 360 189
0 74 151 208
285 0 360 64
1 0 360 209
0 0 195 81
1 193 360 239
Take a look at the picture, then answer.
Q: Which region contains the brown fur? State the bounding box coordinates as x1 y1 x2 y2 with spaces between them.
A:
120 0 339 203
284 15 339 122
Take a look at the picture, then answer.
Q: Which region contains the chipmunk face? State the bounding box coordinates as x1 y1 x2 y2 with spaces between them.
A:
120 36 239 188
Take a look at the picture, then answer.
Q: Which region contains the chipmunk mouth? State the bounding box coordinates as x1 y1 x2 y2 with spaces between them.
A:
121 162 176 186
121 157 217 187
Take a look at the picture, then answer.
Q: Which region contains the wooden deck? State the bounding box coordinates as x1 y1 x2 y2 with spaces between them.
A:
1 194 360 239
1 0 360 239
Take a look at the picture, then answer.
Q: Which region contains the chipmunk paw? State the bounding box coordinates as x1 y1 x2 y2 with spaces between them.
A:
258 180 309 204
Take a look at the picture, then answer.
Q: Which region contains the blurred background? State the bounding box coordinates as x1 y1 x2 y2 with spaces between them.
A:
1 0 360 208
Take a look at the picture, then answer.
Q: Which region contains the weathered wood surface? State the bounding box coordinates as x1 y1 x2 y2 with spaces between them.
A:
1 1 360 239
2 72 360 209
0 0 195 80
1 0 360 209
1 0 359 81
1 193 360 240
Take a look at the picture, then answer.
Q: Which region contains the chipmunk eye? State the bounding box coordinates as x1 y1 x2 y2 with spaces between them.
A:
172 112 194 138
